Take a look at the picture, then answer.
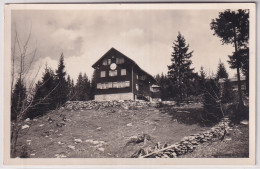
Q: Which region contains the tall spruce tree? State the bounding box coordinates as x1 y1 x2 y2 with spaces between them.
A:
155 73 171 100
27 67 56 118
168 32 194 101
90 69 99 100
216 61 228 80
70 79 76 101
67 75 72 88
188 72 201 96
200 66 206 80
41 67 56 110
11 78 27 121
75 72 84 100
222 79 235 103
202 79 222 125
83 73 91 100
67 75 75 100
210 9 249 108
55 53 68 106
240 48 249 94
198 66 207 94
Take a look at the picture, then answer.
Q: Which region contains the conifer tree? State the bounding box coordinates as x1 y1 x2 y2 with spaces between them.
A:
70 79 76 100
240 48 249 94
222 79 234 103
27 67 56 118
202 79 222 125
55 53 68 106
83 73 91 100
216 61 228 80
188 72 201 96
67 75 72 88
211 9 249 108
155 73 169 100
168 32 194 101
67 75 75 100
75 72 84 100
90 69 99 100
11 78 27 121
198 66 207 94
200 66 206 80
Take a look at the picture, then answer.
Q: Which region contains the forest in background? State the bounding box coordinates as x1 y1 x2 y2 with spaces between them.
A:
10 9 249 157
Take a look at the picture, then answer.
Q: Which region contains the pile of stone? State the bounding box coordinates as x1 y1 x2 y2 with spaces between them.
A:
63 100 162 110
138 117 230 158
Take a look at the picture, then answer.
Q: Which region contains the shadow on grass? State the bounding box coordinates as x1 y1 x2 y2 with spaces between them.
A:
160 102 249 127
227 103 249 124
160 105 217 127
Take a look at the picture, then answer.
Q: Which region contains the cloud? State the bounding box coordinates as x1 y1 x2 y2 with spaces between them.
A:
65 54 95 81
120 28 144 39
11 9 238 84
24 56 58 86
50 28 84 54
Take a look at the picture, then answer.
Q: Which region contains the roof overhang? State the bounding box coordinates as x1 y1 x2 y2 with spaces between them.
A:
92 47 157 83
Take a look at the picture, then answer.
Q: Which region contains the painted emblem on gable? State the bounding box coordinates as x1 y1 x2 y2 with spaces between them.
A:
110 63 117 70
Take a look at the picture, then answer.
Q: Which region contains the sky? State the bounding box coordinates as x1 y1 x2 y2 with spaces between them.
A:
11 9 236 83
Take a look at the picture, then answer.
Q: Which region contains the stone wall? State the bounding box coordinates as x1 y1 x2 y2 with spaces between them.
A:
63 100 162 110
137 118 230 158
95 93 134 101
63 100 230 158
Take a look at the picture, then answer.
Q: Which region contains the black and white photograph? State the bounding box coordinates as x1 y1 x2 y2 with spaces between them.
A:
3 3 256 165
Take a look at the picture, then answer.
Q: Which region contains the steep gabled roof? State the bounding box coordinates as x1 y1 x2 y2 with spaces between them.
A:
92 47 156 83
92 47 131 68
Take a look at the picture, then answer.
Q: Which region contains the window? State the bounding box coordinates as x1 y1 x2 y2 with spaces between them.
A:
97 83 102 89
109 70 118 76
119 82 124 88
136 84 139 91
125 81 130 87
101 71 106 77
117 82 122 88
101 83 106 89
105 83 110 89
102 59 107 65
121 69 126 76
95 81 132 89
107 59 111 65
108 82 113 88
121 81 126 88
113 82 118 88
116 57 125 64
98 82 117 89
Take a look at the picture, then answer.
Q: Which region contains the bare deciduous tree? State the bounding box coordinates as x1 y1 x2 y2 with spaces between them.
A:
10 25 55 157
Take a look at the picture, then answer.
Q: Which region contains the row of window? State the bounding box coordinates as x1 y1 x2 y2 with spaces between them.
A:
102 57 125 65
97 82 158 92
100 69 126 77
97 81 130 89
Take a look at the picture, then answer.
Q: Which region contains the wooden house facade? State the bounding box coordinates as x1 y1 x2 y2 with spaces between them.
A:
92 48 160 101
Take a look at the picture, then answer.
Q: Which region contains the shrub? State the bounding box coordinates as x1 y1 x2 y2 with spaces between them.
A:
201 79 223 125
221 79 235 103
227 103 249 123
